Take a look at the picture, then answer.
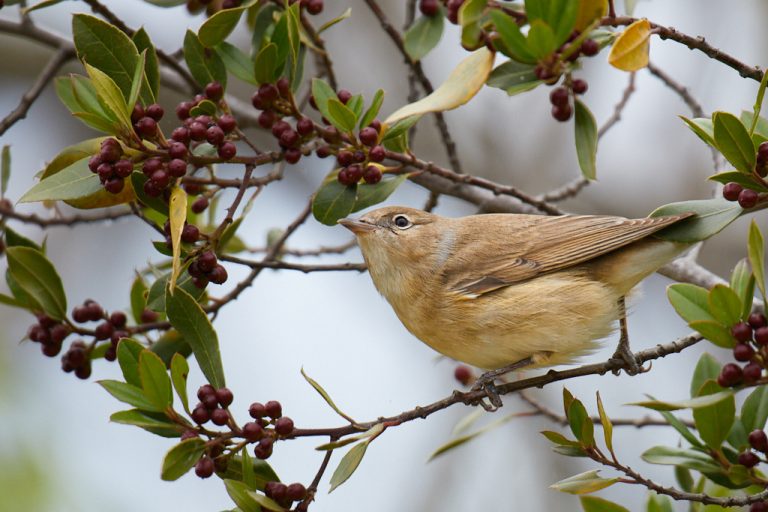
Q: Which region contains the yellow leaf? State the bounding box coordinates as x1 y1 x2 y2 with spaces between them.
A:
168 186 188 292
384 47 494 126
608 19 651 71
574 0 608 32
65 179 136 209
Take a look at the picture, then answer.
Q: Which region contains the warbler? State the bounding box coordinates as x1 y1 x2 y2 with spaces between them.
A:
339 206 692 378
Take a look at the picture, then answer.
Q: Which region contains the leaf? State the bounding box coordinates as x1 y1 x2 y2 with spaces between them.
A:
667 283 715 323
742 110 768 140
713 111 756 173
127 50 147 112
359 89 384 129
184 30 227 88
550 470 618 495
301 367 353 422
146 271 202 312
312 172 357 226
132 27 160 103
708 171 768 192
216 42 259 85
139 350 173 411
693 380 735 450
198 1 250 47
486 60 542 96
326 98 358 133
641 446 722 473
311 78 337 123
241 446 255 490
0 293 29 310
541 430 580 447
117 338 146 387
608 18 651 71
549 0 579 46
489 10 536 64
21 0 67 13
253 42 278 84
131 172 169 215
72 13 139 100
707 284 742 327
628 390 734 411
1 145 9 196
742 386 768 433
150 330 192 366
385 48 494 125
110 409 181 437
656 409 704 448
749 220 766 304
458 0 485 49
161 438 206 481
171 353 190 413
429 413 518 461
646 494 674 512
526 20 557 60
316 424 385 451
650 197 743 243
568 398 595 447
4 226 40 250
596 392 613 455
352 174 409 213
680 116 716 147
168 186 188 291
580 496 629 512
130 274 148 324
689 320 736 349
246 491 286 512
318 7 352 34
574 100 598 180
83 63 132 132
404 13 444 62
329 442 368 493
5 247 66 319
730 259 756 321
98 379 163 412
691 353 722 398
224 479 262 512
674 466 695 493
165 286 226 389
381 115 420 142
574 0 608 31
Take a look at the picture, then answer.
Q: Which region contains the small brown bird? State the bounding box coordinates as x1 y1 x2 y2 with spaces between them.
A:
339 206 692 381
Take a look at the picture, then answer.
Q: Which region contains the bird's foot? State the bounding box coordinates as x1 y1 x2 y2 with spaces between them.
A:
611 344 643 376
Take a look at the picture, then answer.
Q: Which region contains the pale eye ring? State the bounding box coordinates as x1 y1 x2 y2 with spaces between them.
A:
393 215 411 229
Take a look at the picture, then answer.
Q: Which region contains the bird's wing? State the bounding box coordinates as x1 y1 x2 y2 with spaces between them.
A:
444 213 692 297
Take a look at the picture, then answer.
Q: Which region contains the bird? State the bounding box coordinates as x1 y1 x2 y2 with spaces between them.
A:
338 206 692 395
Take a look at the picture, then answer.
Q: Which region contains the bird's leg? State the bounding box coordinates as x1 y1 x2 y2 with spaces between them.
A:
471 356 534 411
611 296 642 375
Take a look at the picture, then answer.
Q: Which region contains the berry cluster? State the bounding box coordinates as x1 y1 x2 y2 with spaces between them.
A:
717 313 768 387
132 102 165 142
72 299 129 361
188 250 228 288
191 384 235 431
88 138 134 194
548 78 588 122
247 400 295 459
61 340 91 379
722 141 768 208
27 314 70 357
252 78 310 165
263 480 308 510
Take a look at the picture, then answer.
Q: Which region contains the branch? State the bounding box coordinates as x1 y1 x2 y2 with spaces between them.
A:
0 204 132 227
221 255 366 273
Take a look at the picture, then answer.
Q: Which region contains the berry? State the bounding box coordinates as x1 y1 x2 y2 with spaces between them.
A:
42 343 62 357
549 87 569 107
143 180 162 197
454 365 472 385
750 430 768 452
114 159 133 178
198 384 216 400
100 140 122 162
216 387 234 407
97 163 113 182
72 306 89 324
206 125 225 146
75 364 92 380
198 251 217 272
171 127 191 144
758 141 768 164
359 127 379 147
205 81 224 101
581 39 599 56
104 346 117 362
142 158 162 175
363 165 382 184
552 104 573 122
195 457 215 478
131 104 145 123
146 104 164 121
192 197 209 214
306 0 323 15
251 91 269 110
744 362 763 384
321 126 340 143
189 121 207 141
254 441 273 459
353 150 366 163
201 393 219 410
274 416 294 436
276 77 291 98
732 322 753 342
739 189 759 208
209 265 228 284
86 301 104 321
249 402 267 419
751 502 768 512
756 326 768 345
135 117 157 138
242 421 264 441
284 148 302 164
265 400 282 418
337 151 354 167
217 114 237 133
346 164 363 183
572 79 588 95
258 83 279 104
181 224 200 243
420 0 439 16
718 363 743 387
88 154 103 173
110 311 127 328
218 142 237 160
94 321 114 340
211 408 230 426
151 169 170 189
750 313 767 329
271 121 290 139
105 177 124 194
739 450 760 468
369 145 385 162
286 483 307 502
279 129 300 148
316 145 331 158
168 159 187 178
168 142 188 160
337 89 352 104
269 482 288 502
176 101 194 120
723 182 744 201
734 343 755 362
50 324 69 344
140 308 158 323
337 168 353 186
296 117 314 136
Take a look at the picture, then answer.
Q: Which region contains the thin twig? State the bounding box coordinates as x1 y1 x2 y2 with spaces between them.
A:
0 205 132 227
221 255 366 273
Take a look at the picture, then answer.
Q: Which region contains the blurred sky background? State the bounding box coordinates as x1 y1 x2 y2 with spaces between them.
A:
1 1 768 511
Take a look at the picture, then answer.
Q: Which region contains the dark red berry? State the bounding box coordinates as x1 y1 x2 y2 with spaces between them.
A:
265 400 282 419
251 91 269 110
135 117 157 138
286 483 307 502
217 114 236 133
195 457 215 478
756 327 768 345
105 177 124 194
97 163 113 183
131 104 145 123
142 158 162 175
316 145 331 158
242 421 264 442
279 129 299 148
744 362 763 384
550 87 569 107
368 145 385 162
337 151 354 167
50 324 69 344
72 306 89 323
168 142 188 160
205 81 224 101
284 148 301 164
206 125 225 146
758 141 768 164
146 104 164 121
254 441 273 460
750 313 768 329
103 346 117 361
218 142 237 160
734 343 755 362
181 224 200 243
732 322 754 342
321 126 339 143
552 104 573 122
572 79 588 95
723 182 744 201
208 265 228 285
109 311 127 328
276 77 291 98
249 402 267 419
88 154 103 173
176 101 194 120
197 384 215 400
258 83 279 103
143 180 162 197
719 362 743 387
215 387 234 407
296 117 314 136
114 159 133 178
359 127 378 147
268 482 287 502
353 150 366 163
151 169 170 189
420 0 439 16
140 308 158 323
274 416 294 436
581 38 599 56
198 251 217 273
739 450 760 468
751 502 768 512
306 0 323 15
74 363 92 380
167 159 186 178
739 189 759 208
211 408 229 426
171 127 191 144
363 165 382 184
750 430 768 452
191 197 209 214
346 164 363 183
189 121 207 141
86 301 104 321
201 393 219 410
369 119 382 132
337 89 352 104
454 365 472 385
271 120 291 139
94 321 114 340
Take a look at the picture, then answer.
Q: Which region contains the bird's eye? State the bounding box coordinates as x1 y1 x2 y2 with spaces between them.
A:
393 215 411 229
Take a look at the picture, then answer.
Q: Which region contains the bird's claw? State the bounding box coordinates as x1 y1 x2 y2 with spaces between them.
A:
611 345 644 376
471 378 503 411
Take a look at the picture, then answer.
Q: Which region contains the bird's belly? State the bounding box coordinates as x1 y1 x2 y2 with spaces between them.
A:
396 271 620 370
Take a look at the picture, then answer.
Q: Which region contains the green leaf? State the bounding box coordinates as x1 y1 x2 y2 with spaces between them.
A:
161 438 206 481
166 286 226 389
329 441 368 493
117 338 146 387
284 2 301 79
742 110 768 140
651 198 744 243
428 414 517 461
83 63 132 132
707 284 742 327
574 100 598 180
241 446 256 490
458 0 485 49
742 385 768 433
596 392 613 455
359 89 384 129
184 30 227 88
730 259 756 321
131 172 169 215
748 220 766 304
1 145 9 196
0 293 29 310
253 42 278 84
641 446 722 473
317 424 385 452
646 493 674 512
656 409 704 448
146 271 202 312
139 350 173 411
224 479 261 512
171 353 190 413
4 226 40 250
580 496 629 512
132 27 160 102
713 111 756 173
216 42 259 85
219 459 279 490
549 0 579 46
301 367 352 422
690 320 736 348
381 115 420 142
318 7 352 34
312 172 357 226
352 174 409 213
667 283 715 323
550 470 618 495
674 466 695 493
21 0 67 13
311 78 337 125
693 380 735 450
326 98 358 133
127 50 147 112
72 111 119 135
526 20 557 59
708 171 768 192
198 2 250 47
20 158 99 203
246 491 286 512
629 390 734 411
5 247 66 319
486 60 542 96
251 4 279 50
110 409 181 437
70 74 113 119
691 353 722 398
150 330 192 366
541 430 580 447
98 379 163 412
680 116 715 148
489 10 536 64
568 398 595 447
404 13 444 62
72 14 139 100
130 274 148 324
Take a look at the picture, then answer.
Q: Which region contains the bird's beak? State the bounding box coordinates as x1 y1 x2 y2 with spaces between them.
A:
338 217 377 234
